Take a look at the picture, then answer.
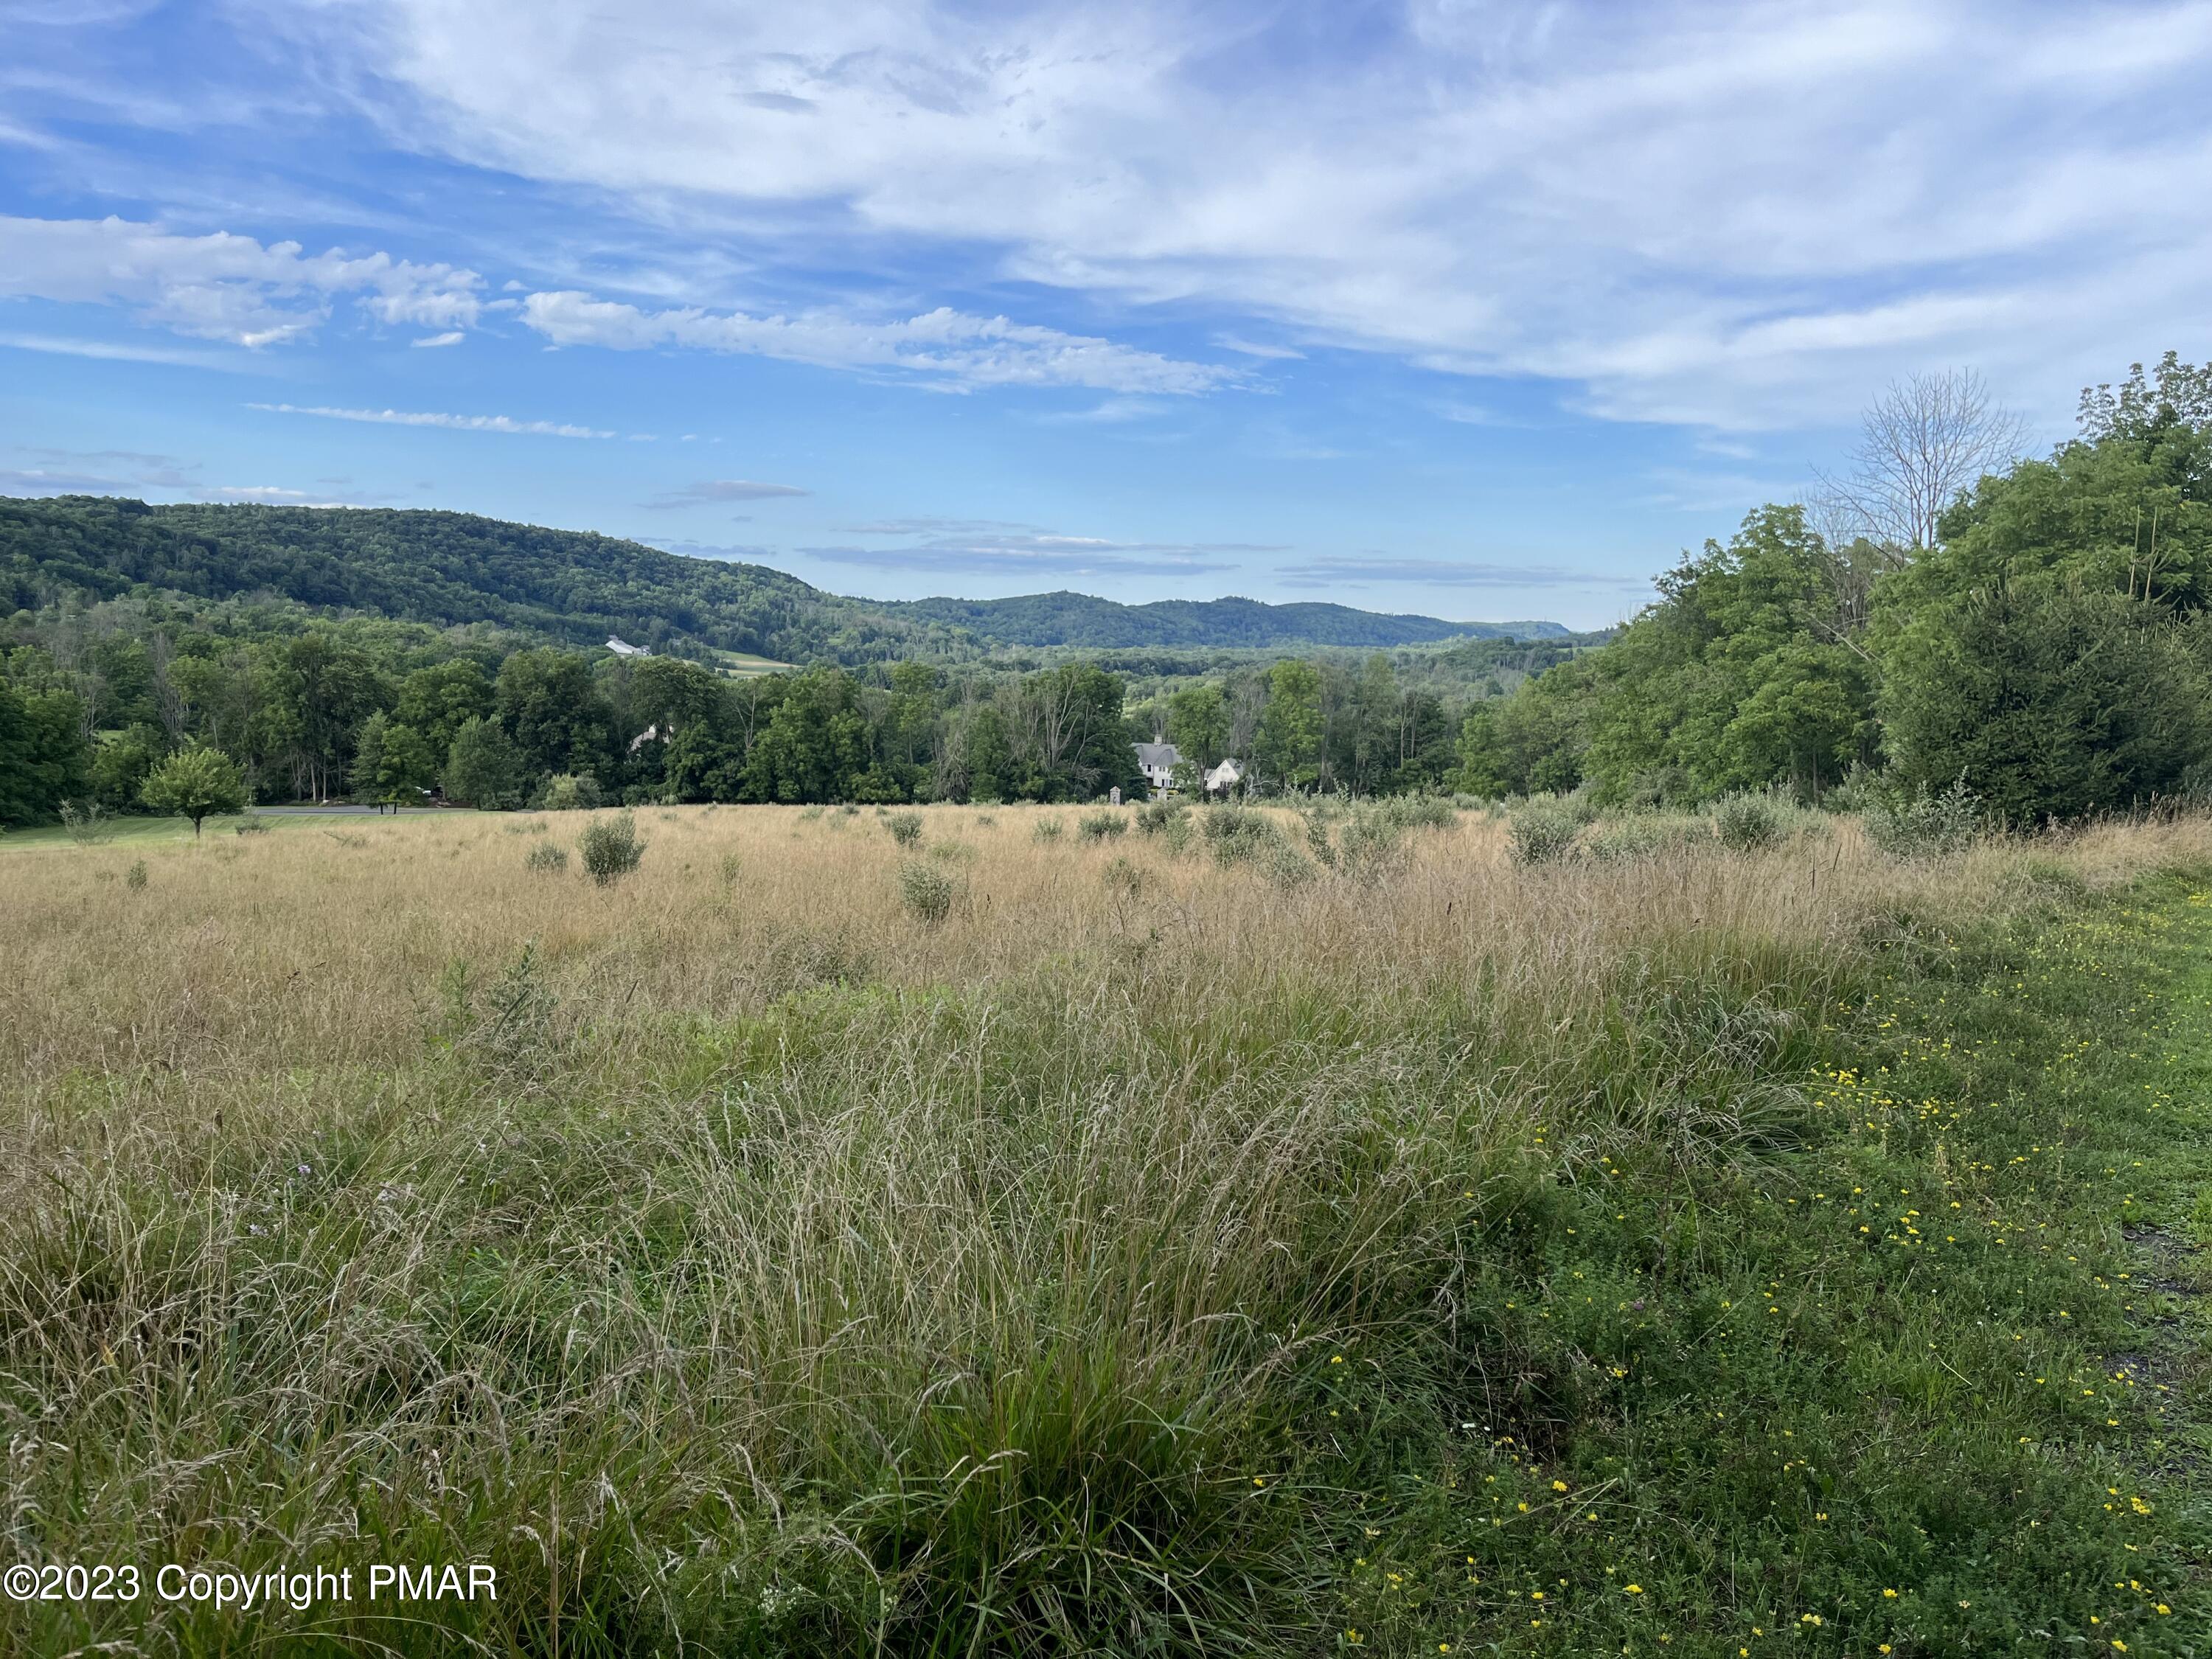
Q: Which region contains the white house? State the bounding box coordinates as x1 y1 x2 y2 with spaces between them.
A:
1204 757 1246 796
606 636 649 657
1133 741 1181 795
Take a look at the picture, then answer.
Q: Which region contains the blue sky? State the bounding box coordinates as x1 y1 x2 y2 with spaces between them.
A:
4 1 2210 630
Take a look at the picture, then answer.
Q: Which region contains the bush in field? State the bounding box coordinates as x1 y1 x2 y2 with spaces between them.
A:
1032 817 1065 843
1711 793 1786 852
1582 813 1712 864
124 859 147 890
1508 801 1582 865
1078 810 1128 841
540 773 604 811
577 810 645 886
1864 775 1983 858
526 841 569 873
59 801 116 845
1374 795 1458 832
233 814 271 835
1136 800 1186 836
897 859 959 925
1200 804 1282 867
887 810 924 846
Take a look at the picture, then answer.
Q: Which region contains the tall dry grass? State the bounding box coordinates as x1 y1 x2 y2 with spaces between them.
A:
1 803 2208 1654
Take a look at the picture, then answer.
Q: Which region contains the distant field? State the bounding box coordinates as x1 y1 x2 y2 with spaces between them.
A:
0 807 481 850
4 801 2212 1655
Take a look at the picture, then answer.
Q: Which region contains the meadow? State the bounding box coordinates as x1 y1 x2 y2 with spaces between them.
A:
4 800 2212 1656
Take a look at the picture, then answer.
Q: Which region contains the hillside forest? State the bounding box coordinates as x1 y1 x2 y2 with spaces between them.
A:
2 353 2207 827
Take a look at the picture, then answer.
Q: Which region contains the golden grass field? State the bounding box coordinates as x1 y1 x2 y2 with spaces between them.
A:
5 801 2212 1655
10 801 2198 1094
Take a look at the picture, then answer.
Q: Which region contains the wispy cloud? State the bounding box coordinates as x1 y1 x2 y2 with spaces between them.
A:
248 402 613 438
644 478 810 508
0 215 483 347
519 291 1237 395
411 330 465 348
0 330 254 369
256 1 2212 427
1279 556 1641 589
799 529 1262 578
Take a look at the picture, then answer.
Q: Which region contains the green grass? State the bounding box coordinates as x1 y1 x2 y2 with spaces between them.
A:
1304 873 2212 1656
7 863 2212 1655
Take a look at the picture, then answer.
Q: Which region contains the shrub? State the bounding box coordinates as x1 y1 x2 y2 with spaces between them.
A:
975 813 996 827
799 805 825 821
1863 776 1983 858
59 801 116 845
887 810 924 846
1508 801 1582 865
1200 805 1283 867
1137 800 1187 837
526 842 570 873
897 859 959 925
1375 795 1458 832
233 815 271 836
540 773 604 811
577 810 646 886
125 859 147 891
1078 810 1128 841
1582 814 1712 864
719 852 742 884
1711 793 1786 852
1032 818 1065 843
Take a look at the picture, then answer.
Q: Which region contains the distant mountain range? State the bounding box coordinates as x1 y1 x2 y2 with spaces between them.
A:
1 496 1568 660
882 591 1566 648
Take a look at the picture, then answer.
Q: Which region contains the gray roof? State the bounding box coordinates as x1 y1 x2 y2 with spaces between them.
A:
1133 742 1181 769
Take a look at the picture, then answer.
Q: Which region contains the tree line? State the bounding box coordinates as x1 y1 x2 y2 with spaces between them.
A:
1455 355 2212 823
5 353 2208 829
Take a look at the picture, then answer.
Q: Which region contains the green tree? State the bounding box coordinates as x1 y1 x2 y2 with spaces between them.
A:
1880 586 2206 823
495 649 613 781
0 681 88 827
443 716 528 810
1256 659 1324 789
352 711 439 803
394 658 496 751
90 723 167 813
1166 683 1231 768
140 745 248 835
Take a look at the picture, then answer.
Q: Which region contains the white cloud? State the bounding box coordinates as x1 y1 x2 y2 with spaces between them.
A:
411 330 465 347
0 215 482 347
1279 556 1641 590
248 401 613 437
799 527 1273 577
518 291 1234 394
257 0 2212 427
644 478 811 507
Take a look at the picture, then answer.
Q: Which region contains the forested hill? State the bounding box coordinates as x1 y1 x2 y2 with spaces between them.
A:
1 497 1568 660
885 590 1565 648
0 496 949 664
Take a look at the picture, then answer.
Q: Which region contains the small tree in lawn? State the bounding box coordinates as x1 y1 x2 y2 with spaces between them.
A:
141 746 248 837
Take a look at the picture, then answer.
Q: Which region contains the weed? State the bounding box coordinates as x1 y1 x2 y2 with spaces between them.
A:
897 858 959 924
577 810 646 886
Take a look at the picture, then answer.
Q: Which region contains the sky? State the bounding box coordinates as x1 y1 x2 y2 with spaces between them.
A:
4 1 2210 630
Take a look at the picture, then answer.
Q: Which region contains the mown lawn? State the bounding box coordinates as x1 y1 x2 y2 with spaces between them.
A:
1317 871 2212 1655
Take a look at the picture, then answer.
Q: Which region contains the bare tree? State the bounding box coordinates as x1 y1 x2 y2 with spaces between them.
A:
1814 368 2028 555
